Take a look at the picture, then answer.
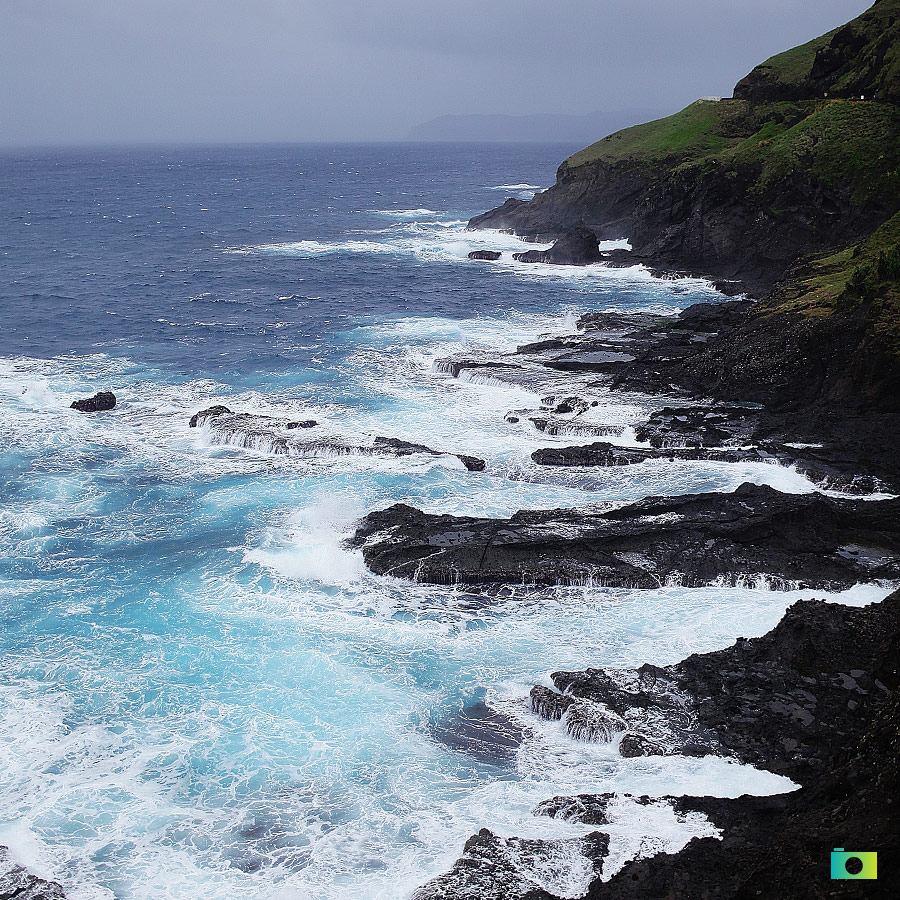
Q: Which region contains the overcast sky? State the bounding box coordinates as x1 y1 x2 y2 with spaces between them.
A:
1 0 873 145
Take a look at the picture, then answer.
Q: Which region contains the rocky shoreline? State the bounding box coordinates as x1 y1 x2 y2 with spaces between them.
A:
0 847 65 900
362 4 900 890
350 292 900 897
414 593 900 899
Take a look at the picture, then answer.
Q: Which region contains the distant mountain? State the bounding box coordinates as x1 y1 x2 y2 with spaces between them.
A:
407 109 669 143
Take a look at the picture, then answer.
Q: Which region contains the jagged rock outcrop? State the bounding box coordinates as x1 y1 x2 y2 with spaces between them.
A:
468 250 501 261
412 829 609 900
188 407 485 471
351 482 900 589
70 391 116 412
0 847 65 900
512 226 602 265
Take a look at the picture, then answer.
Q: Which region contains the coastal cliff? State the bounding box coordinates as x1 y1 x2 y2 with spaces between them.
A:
470 0 900 296
470 0 900 486
402 2 900 896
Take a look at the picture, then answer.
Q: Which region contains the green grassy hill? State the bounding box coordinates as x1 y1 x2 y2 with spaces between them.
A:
734 0 900 103
558 0 900 343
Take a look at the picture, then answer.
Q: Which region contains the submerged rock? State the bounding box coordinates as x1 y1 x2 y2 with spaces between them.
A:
188 408 485 471
351 482 900 589
70 391 116 412
431 700 526 764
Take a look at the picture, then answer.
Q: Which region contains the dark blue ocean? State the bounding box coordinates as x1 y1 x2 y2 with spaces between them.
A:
0 144 863 899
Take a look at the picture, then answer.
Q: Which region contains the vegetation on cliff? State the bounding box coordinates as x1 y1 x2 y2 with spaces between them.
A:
473 1 900 370
734 0 900 103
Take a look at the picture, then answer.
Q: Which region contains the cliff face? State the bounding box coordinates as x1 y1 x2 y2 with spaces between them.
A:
469 1 900 296
734 0 900 103
469 1 900 431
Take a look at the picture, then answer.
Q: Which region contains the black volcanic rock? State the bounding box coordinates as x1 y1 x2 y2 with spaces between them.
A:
351 482 900 589
427 593 900 900
468 250 501 261
188 405 232 428
0 847 66 899
531 442 659 467
573 592 900 899
540 594 900 779
412 828 608 900
634 406 760 448
70 391 116 412
512 226 601 265
608 297 900 488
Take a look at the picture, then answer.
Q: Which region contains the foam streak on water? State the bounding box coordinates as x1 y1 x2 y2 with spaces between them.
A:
0 145 887 900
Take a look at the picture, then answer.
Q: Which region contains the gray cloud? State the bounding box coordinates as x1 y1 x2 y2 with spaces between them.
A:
0 0 873 144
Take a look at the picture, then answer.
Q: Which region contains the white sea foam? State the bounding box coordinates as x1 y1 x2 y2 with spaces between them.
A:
373 208 439 218
0 282 892 900
223 215 714 290
244 493 367 585
489 184 543 192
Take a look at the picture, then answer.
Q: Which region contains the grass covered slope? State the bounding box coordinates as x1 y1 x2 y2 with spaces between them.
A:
564 96 900 209
735 0 900 103
765 211 900 350
470 1 900 294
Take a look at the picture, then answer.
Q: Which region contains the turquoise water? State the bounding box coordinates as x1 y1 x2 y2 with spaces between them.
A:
0 145 882 900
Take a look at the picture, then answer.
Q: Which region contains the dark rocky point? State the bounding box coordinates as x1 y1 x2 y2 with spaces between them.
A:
350 482 900 589
69 391 116 413
468 250 502 261
425 592 900 900
512 226 601 266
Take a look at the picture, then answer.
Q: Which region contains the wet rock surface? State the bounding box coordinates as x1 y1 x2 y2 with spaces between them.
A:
412 828 608 900
69 391 116 412
351 482 900 589
468 249 502 261
0 847 65 900
429 301 897 491
422 593 900 900
531 440 885 494
537 594 900 779
512 226 602 266
188 407 485 471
